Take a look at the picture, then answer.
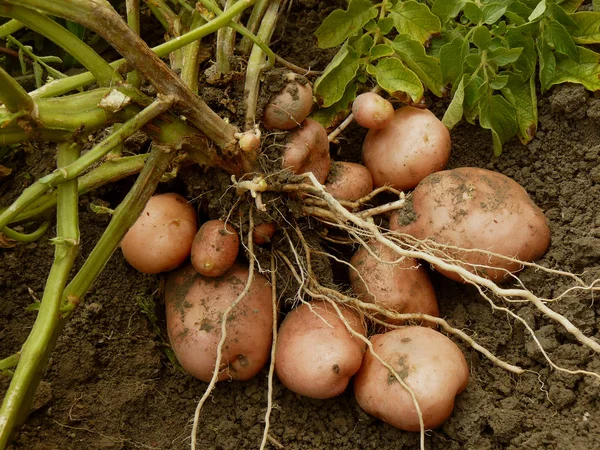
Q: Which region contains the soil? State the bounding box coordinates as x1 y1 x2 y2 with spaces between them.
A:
2 2 600 450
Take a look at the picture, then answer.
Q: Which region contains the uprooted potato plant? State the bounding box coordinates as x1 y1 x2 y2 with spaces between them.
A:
1 1 600 450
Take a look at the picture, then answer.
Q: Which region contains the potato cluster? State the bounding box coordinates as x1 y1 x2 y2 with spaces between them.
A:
119 85 551 434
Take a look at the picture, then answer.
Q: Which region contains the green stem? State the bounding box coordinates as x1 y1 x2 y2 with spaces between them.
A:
0 141 81 448
0 354 20 371
216 0 239 76
0 66 36 114
142 0 184 70
0 4 121 86
243 0 280 129
126 0 142 88
238 0 269 54
12 154 148 223
0 95 175 230
62 142 177 311
1 221 50 242
0 0 244 151
180 11 207 93
0 18 22 37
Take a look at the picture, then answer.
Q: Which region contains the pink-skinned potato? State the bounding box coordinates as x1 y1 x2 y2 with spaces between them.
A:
283 118 331 184
362 106 451 190
349 241 438 325
165 263 273 382
325 161 374 202
354 327 469 431
121 193 197 274
263 74 313 131
275 301 366 399
352 92 394 130
191 219 239 277
252 222 277 245
389 167 551 282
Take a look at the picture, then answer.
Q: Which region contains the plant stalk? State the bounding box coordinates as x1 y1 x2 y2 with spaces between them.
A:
126 0 142 88
216 0 239 76
0 18 22 37
0 66 36 114
0 141 81 448
180 11 207 93
238 0 269 54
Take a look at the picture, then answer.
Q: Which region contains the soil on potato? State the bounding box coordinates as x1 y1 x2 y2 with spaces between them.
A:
2 3 600 450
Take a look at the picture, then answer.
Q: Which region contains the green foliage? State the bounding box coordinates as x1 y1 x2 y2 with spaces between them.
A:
313 0 600 155
6 35 67 89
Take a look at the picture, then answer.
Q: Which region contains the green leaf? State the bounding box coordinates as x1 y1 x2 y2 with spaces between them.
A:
311 83 358 128
502 73 538 144
473 26 492 49
33 62 43 89
536 37 556 91
368 57 424 103
440 36 469 84
570 12 600 44
378 17 395 34
479 94 518 156
354 33 374 54
488 47 523 67
594 0 600 12
463 75 484 123
442 75 465 128
549 46 600 91
506 31 537 79
490 74 509 89
529 0 547 21
18 49 26 76
547 2 579 28
464 2 484 23
314 0 378 48
506 0 534 19
482 3 507 24
558 0 585 13
432 0 466 24
314 44 361 107
390 35 444 96
544 19 578 59
370 44 395 59
389 1 442 44
38 56 63 64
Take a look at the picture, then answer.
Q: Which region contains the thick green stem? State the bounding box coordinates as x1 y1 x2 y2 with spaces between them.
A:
126 0 142 88
0 354 20 372
1 221 50 242
142 0 184 70
12 154 148 223
0 142 81 448
0 0 245 151
238 0 269 54
0 95 175 230
0 18 21 37
0 66 36 114
244 0 280 129
216 0 239 76
0 4 121 86
180 11 207 93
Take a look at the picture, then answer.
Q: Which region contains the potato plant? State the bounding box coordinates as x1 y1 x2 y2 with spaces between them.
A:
0 1 600 450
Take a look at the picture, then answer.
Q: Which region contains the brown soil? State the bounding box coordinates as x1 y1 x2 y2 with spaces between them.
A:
2 2 600 450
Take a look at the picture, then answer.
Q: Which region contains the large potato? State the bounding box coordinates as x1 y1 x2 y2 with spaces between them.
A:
349 241 438 324
275 301 366 399
165 263 273 382
362 106 451 190
354 327 469 431
121 193 197 274
389 167 551 282
283 118 331 184
263 74 313 130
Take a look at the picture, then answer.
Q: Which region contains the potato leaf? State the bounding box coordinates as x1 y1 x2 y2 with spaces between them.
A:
557 0 585 13
370 44 395 60
464 2 484 24
483 3 508 24
569 12 600 44
479 94 518 156
432 0 466 24
595 0 600 11
505 31 537 80
311 83 358 128
543 19 578 59
367 57 424 103
549 46 600 91
314 0 378 49
389 1 441 44
528 0 547 21
502 74 538 144
314 44 361 107
440 36 469 84
389 35 444 96
536 37 556 92
442 75 465 129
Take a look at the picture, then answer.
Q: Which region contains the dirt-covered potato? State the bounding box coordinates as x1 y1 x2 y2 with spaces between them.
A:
191 219 239 277
352 92 394 130
362 106 451 190
349 241 438 324
325 161 374 202
252 221 277 245
121 193 197 274
275 301 366 399
263 74 313 130
354 327 469 431
389 167 551 282
283 118 331 183
165 263 273 382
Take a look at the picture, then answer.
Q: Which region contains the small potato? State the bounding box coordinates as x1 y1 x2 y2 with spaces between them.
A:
165 263 273 382
121 193 197 274
349 241 438 324
389 167 551 282
263 74 313 130
283 118 331 183
275 301 366 399
325 161 374 202
362 106 451 190
191 219 239 277
352 92 394 130
354 327 469 431
252 222 277 245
